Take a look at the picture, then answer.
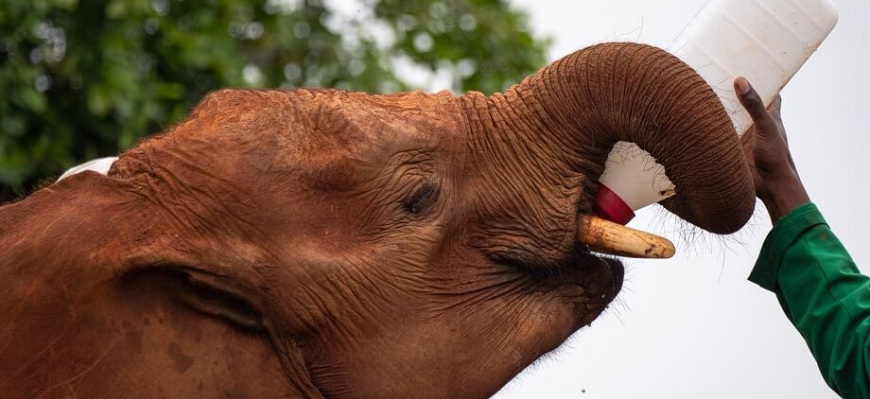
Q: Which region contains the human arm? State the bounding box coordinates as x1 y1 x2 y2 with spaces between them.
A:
737 78 870 398
734 77 809 224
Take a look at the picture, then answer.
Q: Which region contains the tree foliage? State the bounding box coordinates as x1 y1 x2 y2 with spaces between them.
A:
0 0 549 201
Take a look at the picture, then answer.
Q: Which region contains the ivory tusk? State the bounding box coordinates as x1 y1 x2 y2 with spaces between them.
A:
577 215 675 259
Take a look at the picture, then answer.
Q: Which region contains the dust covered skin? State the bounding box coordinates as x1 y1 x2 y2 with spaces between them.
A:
0 43 753 399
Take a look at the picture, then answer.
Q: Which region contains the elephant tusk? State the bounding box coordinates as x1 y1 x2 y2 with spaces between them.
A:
577 215 675 259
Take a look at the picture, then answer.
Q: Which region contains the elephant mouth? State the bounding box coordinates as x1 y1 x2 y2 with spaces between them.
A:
565 251 625 326
549 248 625 329
600 256 625 303
572 249 624 302
509 242 625 315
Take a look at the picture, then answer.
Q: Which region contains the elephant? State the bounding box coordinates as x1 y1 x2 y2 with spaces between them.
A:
0 42 755 398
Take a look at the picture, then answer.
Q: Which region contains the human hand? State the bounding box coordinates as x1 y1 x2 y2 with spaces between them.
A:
735 77 810 225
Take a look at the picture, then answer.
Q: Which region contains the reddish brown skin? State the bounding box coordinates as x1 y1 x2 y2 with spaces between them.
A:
0 43 754 398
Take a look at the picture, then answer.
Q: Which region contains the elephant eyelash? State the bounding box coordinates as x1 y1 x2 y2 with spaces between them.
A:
402 182 439 214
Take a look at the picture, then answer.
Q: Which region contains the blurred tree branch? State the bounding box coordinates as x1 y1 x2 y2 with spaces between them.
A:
0 0 549 202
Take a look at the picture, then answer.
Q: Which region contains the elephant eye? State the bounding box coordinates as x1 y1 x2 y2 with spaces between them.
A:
402 182 439 214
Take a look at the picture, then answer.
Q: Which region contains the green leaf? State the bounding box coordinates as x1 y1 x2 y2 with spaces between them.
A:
1 116 27 137
87 85 111 116
16 88 47 113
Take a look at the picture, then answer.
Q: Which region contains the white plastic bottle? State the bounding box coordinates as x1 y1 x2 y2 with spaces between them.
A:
594 0 839 225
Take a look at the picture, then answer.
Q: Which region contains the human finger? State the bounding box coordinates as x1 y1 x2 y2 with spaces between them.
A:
734 77 777 133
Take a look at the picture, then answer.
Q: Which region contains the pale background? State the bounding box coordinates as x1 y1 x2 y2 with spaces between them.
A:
491 0 870 398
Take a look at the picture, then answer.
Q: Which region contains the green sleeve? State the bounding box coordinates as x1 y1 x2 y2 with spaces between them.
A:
750 202 870 398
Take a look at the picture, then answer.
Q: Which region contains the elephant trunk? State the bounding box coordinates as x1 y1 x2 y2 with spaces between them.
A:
464 43 755 258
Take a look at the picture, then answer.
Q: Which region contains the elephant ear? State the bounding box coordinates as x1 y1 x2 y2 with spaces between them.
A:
487 42 756 235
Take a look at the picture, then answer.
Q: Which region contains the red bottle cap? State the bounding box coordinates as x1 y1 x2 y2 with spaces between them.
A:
594 183 635 225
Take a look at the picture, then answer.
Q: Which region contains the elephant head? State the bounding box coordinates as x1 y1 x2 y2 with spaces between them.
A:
0 43 754 398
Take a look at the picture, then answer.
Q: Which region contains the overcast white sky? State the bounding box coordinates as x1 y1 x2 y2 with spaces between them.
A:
488 0 870 398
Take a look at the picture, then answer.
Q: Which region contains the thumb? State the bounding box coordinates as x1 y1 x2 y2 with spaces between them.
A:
740 126 756 167
735 77 778 139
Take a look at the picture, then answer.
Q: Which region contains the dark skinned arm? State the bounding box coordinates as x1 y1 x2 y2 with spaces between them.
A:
735 77 810 223
737 77 870 398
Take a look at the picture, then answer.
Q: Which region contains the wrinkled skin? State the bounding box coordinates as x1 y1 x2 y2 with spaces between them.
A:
0 43 754 398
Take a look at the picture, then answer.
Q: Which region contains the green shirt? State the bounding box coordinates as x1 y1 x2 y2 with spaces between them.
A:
750 202 870 398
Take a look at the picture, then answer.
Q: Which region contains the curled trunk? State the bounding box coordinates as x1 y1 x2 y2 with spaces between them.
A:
475 42 755 235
